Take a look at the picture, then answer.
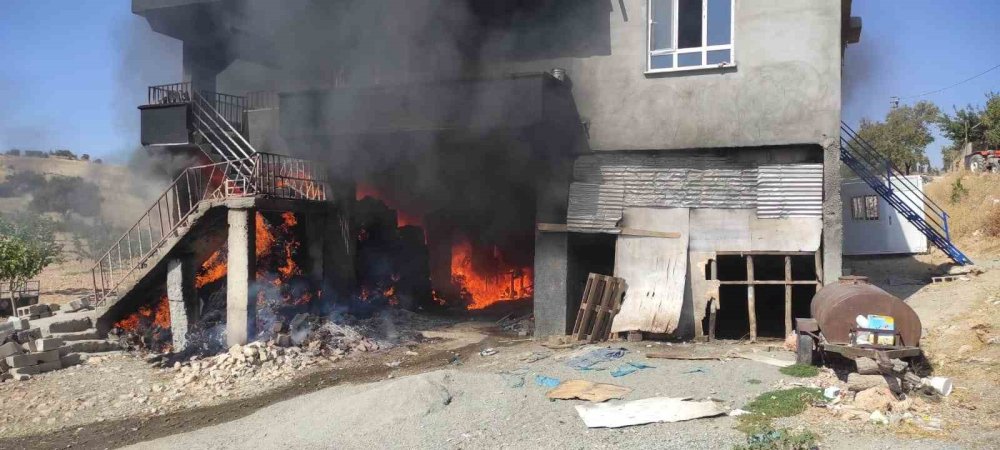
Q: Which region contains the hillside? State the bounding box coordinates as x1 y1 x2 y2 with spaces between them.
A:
0 155 165 305
925 171 1000 257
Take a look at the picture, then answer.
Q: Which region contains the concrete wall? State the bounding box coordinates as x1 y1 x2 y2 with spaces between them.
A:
841 177 928 256
482 0 844 152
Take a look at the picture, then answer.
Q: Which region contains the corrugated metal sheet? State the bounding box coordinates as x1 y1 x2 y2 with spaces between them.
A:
756 164 823 218
566 182 624 233
574 154 757 209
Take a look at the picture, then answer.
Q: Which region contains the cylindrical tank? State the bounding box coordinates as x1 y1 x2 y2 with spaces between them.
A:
811 276 922 346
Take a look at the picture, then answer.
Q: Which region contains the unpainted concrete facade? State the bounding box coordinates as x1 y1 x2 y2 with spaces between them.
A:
132 0 855 339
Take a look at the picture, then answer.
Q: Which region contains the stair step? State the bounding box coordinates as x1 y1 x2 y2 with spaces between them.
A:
63 340 121 354
50 330 101 342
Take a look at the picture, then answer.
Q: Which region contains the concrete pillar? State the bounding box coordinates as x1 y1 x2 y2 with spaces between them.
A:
182 43 228 94
166 257 197 351
821 137 843 283
226 208 257 346
533 231 570 336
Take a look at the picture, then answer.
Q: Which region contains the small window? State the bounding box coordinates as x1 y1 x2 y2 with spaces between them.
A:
648 0 734 73
851 196 880 221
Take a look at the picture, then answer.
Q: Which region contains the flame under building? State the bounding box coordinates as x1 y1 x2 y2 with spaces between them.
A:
105 0 862 348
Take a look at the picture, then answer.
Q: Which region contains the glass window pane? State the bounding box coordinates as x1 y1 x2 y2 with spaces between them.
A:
707 0 732 46
707 49 731 65
651 0 673 51
651 54 674 70
678 52 701 67
677 0 702 49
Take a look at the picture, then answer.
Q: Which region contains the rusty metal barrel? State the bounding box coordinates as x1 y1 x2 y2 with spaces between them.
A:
810 276 922 346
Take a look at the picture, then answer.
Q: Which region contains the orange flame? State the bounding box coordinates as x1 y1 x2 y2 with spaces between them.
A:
195 250 227 288
356 183 424 227
114 294 171 331
450 238 533 310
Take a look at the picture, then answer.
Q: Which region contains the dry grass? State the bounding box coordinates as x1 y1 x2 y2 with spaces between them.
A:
925 172 1000 256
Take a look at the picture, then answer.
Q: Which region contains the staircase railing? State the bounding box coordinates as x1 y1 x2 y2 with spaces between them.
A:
840 122 972 265
148 83 256 177
90 153 329 306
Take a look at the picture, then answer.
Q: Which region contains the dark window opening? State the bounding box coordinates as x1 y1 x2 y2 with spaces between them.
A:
704 258 715 280
715 285 749 339
754 286 786 338
566 232 618 334
677 0 703 49
715 255 746 281
751 255 786 281
790 255 817 281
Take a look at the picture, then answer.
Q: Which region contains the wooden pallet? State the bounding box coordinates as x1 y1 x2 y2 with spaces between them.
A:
931 275 967 284
571 273 627 342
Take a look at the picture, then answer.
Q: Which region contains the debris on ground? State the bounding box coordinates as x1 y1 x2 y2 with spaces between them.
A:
565 347 627 370
610 361 654 377
644 350 721 361
479 348 498 357
495 314 533 336
734 352 795 368
546 379 631 402
574 397 727 428
535 375 560 388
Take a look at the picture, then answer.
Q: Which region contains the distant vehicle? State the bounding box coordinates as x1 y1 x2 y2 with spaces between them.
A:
966 149 1000 173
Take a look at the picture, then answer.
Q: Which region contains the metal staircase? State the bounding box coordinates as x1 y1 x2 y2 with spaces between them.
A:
840 122 973 265
92 84 331 307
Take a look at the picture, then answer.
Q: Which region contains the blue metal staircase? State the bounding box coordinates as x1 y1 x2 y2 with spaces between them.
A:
840 122 973 265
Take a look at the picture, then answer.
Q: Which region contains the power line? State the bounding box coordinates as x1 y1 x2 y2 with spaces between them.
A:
900 62 1000 100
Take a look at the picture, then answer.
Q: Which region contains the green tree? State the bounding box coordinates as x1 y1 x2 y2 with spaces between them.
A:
983 92 1000 147
0 213 61 294
856 101 941 173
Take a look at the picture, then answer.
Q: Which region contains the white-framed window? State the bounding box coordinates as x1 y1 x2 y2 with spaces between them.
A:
647 0 734 73
851 196 880 221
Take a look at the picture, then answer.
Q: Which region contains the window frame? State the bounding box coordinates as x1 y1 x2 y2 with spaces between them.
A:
646 0 735 74
851 195 880 221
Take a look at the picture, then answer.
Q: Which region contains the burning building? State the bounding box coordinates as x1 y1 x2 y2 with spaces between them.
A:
97 0 863 350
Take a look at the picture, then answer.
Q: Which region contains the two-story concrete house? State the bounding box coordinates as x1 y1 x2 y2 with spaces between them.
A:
130 0 862 343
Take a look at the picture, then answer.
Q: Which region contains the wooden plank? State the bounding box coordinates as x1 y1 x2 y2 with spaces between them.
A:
537 223 569 233
618 228 681 239
580 278 616 341
708 259 718 341
571 274 597 336
575 277 607 340
747 255 756 343
588 278 618 342
785 255 793 337
600 279 627 341
814 250 824 289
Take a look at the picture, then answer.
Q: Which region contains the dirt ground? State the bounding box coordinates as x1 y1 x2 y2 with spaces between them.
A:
3 249 999 450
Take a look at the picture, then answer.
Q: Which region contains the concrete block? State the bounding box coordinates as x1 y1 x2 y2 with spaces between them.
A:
16 328 41 343
21 340 37 353
0 342 22 359
67 300 83 312
0 330 14 344
34 350 60 364
63 340 120 354
35 338 64 352
0 358 8 373
6 354 36 369
60 353 85 367
0 321 11 333
48 304 61 312
51 330 100 342
38 311 52 318
35 360 62 373
48 317 93 334
11 318 29 331
10 366 39 376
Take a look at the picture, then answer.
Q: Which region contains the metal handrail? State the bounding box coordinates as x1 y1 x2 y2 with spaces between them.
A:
89 153 329 305
840 123 950 234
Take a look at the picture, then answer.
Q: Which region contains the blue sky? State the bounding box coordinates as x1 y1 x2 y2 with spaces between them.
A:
843 0 1000 167
1 0 998 166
